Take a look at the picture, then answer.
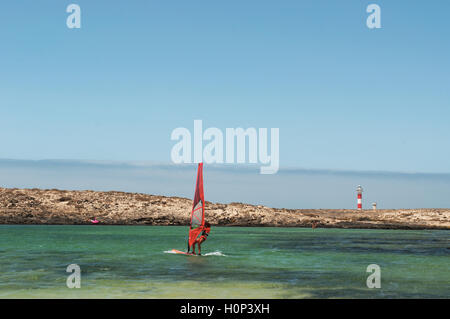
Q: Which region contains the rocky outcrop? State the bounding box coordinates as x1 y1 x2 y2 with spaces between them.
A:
0 188 448 229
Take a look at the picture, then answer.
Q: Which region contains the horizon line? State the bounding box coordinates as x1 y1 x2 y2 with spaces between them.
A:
1 158 450 178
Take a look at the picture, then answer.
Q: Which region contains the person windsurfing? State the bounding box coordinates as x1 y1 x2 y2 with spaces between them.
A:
191 222 211 255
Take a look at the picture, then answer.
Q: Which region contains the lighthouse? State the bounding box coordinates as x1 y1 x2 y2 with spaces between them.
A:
356 185 363 210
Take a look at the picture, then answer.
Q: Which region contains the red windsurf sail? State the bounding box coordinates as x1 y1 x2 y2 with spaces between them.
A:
188 163 205 251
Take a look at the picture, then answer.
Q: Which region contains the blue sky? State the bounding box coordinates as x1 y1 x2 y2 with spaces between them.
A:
0 1 449 207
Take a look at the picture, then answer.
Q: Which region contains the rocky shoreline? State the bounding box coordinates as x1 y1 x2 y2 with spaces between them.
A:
0 188 449 230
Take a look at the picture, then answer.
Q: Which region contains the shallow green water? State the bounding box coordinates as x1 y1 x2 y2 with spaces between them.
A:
0 225 448 298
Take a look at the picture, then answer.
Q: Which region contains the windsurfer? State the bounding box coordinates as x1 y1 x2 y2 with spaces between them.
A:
192 222 211 255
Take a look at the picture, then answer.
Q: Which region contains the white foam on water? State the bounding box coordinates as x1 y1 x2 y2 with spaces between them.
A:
203 251 226 257
163 250 177 254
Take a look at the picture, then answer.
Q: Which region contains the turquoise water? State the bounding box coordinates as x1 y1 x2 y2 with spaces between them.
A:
0 225 448 298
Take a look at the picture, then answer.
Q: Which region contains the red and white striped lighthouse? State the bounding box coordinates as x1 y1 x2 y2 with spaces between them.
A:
356 185 363 210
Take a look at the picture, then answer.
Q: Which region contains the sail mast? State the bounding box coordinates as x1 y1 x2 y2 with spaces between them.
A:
188 163 205 251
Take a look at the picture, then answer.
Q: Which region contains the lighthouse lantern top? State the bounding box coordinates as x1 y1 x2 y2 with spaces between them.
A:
356 185 363 193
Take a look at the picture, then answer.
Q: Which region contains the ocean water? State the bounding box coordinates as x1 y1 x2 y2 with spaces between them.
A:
0 225 448 298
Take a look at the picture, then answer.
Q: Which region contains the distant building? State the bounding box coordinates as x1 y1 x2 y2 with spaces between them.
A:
356 185 363 210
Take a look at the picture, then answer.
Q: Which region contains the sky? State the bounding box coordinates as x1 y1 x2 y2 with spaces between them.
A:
0 1 449 207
